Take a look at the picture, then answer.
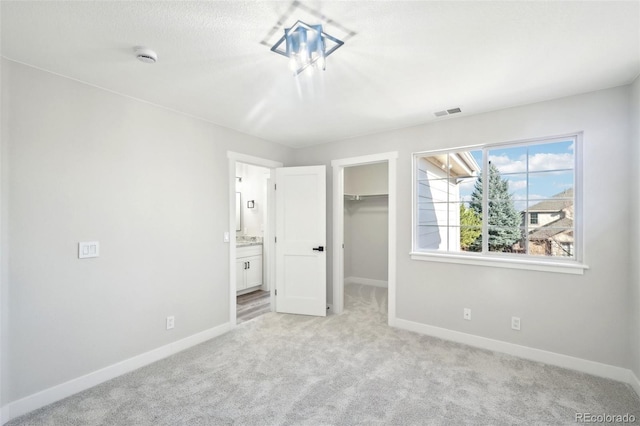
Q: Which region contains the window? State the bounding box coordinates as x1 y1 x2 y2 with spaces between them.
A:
413 135 581 265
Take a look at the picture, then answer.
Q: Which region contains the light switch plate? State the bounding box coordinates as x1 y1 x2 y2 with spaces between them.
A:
78 241 99 259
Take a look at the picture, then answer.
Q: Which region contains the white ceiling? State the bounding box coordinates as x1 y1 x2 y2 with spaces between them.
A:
2 1 639 148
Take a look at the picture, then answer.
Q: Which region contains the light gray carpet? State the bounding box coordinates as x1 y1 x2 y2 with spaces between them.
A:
8 284 640 425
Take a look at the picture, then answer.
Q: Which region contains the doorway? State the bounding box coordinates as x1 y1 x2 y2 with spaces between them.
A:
343 163 389 304
331 152 398 325
227 152 283 326
235 161 271 324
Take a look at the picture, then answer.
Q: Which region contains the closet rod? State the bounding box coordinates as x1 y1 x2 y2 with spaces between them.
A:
344 194 388 201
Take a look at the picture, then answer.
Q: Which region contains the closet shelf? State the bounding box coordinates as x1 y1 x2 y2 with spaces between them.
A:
344 193 388 201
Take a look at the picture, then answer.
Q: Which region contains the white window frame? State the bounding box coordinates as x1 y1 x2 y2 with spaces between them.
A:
411 133 588 275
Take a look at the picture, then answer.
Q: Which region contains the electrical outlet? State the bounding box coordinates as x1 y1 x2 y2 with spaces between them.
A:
511 316 521 331
166 316 175 330
463 308 471 321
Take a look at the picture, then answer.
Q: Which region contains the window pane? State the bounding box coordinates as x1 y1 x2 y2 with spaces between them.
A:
527 140 574 172
415 151 481 252
484 155 521 253
417 225 448 251
487 225 524 253
528 171 573 202
488 146 527 175
414 139 577 260
525 166 574 258
457 201 482 252
527 226 574 257
416 155 451 251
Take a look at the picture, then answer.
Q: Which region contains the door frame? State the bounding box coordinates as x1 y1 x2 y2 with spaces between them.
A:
331 152 398 325
227 152 283 326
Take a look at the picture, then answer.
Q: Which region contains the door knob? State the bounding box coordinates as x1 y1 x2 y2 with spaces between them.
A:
312 246 324 252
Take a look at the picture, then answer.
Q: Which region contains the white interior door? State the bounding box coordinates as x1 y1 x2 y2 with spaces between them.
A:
275 165 326 316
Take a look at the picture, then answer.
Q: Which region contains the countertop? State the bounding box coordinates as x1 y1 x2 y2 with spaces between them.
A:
236 241 263 247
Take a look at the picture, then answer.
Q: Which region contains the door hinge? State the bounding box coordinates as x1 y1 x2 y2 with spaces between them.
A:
275 236 277 243
274 184 277 190
275 289 278 296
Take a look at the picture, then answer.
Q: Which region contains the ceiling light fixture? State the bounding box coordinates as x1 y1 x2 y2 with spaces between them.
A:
135 47 157 64
270 20 344 76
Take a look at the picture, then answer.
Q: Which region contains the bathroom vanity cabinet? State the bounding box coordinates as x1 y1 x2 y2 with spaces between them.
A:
236 245 263 293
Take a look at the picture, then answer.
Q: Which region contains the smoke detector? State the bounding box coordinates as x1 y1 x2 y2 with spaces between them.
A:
135 47 157 64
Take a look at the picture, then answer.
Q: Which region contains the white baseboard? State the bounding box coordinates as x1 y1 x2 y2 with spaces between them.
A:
344 276 388 288
4 322 232 423
394 318 633 385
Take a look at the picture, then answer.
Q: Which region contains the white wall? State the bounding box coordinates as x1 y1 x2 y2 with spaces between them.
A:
1 59 293 404
344 162 388 196
343 163 389 284
295 85 633 369
630 74 640 383
344 197 388 284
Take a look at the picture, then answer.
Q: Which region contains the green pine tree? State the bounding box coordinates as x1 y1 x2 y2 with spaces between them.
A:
459 204 481 250
469 163 521 252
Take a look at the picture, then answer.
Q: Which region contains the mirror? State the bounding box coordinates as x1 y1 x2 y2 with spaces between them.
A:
236 192 241 231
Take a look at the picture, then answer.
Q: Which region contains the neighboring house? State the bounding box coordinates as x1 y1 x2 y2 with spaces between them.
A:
416 152 481 251
515 188 574 256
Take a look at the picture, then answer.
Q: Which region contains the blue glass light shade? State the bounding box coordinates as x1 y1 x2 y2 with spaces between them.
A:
271 20 344 76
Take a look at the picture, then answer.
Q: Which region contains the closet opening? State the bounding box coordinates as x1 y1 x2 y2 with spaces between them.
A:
343 163 389 315
331 152 398 324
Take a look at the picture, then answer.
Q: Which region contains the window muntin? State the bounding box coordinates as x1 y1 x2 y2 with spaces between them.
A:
414 137 578 261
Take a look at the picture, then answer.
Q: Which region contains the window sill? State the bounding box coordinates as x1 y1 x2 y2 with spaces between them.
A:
410 252 588 275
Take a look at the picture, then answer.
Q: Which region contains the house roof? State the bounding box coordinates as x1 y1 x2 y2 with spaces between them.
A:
529 217 573 240
528 188 573 213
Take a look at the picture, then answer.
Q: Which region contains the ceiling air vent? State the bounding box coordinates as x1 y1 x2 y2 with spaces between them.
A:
434 107 462 117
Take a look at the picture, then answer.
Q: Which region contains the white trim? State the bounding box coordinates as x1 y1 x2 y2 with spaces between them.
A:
226 151 283 169
331 151 398 325
266 177 276 313
4 322 231 423
410 252 588 275
394 318 631 384
331 152 398 167
344 277 388 288
388 155 397 324
228 157 238 326
332 166 345 315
